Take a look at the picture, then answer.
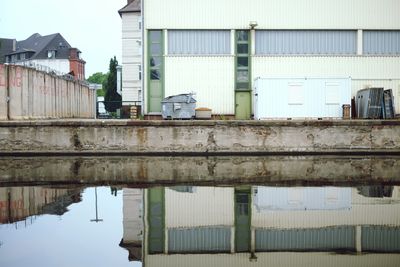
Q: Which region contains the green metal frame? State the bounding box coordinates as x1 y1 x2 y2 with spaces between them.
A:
234 186 252 252
147 187 166 254
234 30 252 119
147 30 165 113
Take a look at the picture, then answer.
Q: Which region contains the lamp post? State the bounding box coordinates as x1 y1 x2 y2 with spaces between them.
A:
90 187 103 223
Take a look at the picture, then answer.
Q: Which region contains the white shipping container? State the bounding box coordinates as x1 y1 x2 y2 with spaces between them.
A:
254 77 351 119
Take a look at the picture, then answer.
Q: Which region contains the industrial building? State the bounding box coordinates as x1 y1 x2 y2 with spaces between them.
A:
121 0 400 119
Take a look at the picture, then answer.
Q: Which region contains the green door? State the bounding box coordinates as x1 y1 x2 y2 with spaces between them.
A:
235 91 251 120
149 79 162 112
235 187 251 252
148 187 165 254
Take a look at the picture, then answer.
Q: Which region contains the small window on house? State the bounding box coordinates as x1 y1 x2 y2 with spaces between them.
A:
20 53 26 60
139 65 142 80
47 50 56 59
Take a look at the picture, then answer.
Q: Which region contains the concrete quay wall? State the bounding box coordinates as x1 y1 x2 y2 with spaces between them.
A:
0 120 399 154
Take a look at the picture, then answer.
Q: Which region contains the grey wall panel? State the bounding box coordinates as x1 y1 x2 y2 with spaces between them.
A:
168 227 231 252
255 30 357 55
168 30 231 55
255 227 355 251
362 226 400 252
363 31 400 55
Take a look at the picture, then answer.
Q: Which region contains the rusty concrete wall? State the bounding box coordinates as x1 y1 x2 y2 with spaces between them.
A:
0 64 95 120
0 64 7 120
0 156 399 186
0 120 399 154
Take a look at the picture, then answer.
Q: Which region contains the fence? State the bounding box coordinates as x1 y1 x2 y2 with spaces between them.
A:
97 101 142 119
0 64 95 120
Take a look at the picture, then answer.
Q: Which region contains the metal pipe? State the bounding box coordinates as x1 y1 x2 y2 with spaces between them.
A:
6 64 10 120
141 0 145 117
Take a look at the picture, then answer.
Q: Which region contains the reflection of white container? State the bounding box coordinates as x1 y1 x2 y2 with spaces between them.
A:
254 77 351 120
253 186 352 211
195 107 212 119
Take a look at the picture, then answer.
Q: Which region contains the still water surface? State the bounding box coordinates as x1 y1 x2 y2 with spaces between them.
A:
1 185 400 266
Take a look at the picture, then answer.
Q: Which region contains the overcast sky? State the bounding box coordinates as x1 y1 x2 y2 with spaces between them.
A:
0 0 127 78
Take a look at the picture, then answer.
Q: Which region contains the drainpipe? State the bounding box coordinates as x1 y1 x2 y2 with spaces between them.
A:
141 0 145 117
6 64 10 120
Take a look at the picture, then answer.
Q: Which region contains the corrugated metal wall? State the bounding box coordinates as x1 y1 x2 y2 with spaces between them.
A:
364 31 400 55
145 0 400 30
146 252 400 267
165 187 234 228
255 227 355 251
168 227 231 252
255 31 357 55
168 30 231 55
362 226 400 252
164 56 235 114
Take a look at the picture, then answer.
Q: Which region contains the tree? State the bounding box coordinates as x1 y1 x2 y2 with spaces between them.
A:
87 72 108 97
87 72 107 84
104 56 122 112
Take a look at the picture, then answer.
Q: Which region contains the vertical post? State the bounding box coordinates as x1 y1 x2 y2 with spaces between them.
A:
6 65 10 120
356 225 362 253
230 226 235 253
357 30 363 56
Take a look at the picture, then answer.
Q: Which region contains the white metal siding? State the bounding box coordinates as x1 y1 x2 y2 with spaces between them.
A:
255 227 355 251
146 253 400 267
255 31 357 55
168 30 231 55
363 31 400 55
252 56 400 113
165 187 234 228
168 227 231 252
252 189 400 229
164 56 235 114
145 0 400 30
122 13 142 103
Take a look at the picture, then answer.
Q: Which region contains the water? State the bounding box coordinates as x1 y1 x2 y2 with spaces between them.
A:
1 156 400 266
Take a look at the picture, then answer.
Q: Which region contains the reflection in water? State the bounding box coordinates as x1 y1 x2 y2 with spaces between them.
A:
1 185 400 266
0 186 82 225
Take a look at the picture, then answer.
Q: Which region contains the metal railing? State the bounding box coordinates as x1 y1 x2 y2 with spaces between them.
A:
96 101 142 119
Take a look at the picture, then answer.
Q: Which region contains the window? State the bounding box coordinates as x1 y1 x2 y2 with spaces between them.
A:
168 30 230 55
149 30 162 80
20 53 25 60
47 50 56 59
363 31 400 55
236 30 250 90
256 30 357 55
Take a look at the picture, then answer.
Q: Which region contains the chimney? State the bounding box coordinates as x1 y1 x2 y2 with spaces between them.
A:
12 39 16 51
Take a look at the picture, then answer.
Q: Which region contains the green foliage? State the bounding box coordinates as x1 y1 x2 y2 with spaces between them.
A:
96 89 105 97
87 72 107 85
104 56 122 112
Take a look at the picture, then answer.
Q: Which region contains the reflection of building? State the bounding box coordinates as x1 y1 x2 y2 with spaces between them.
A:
0 186 82 225
139 186 400 267
119 189 143 262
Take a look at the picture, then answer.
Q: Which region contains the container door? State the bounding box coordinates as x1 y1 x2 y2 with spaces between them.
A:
235 91 251 120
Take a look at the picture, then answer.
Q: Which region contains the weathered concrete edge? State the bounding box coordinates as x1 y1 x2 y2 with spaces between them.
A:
1 150 400 156
1 119 400 127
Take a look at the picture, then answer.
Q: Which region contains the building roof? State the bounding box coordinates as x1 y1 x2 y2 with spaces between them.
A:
0 38 16 63
118 0 141 16
5 33 72 60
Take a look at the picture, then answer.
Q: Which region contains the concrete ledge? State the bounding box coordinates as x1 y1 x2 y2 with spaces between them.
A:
0 120 400 154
